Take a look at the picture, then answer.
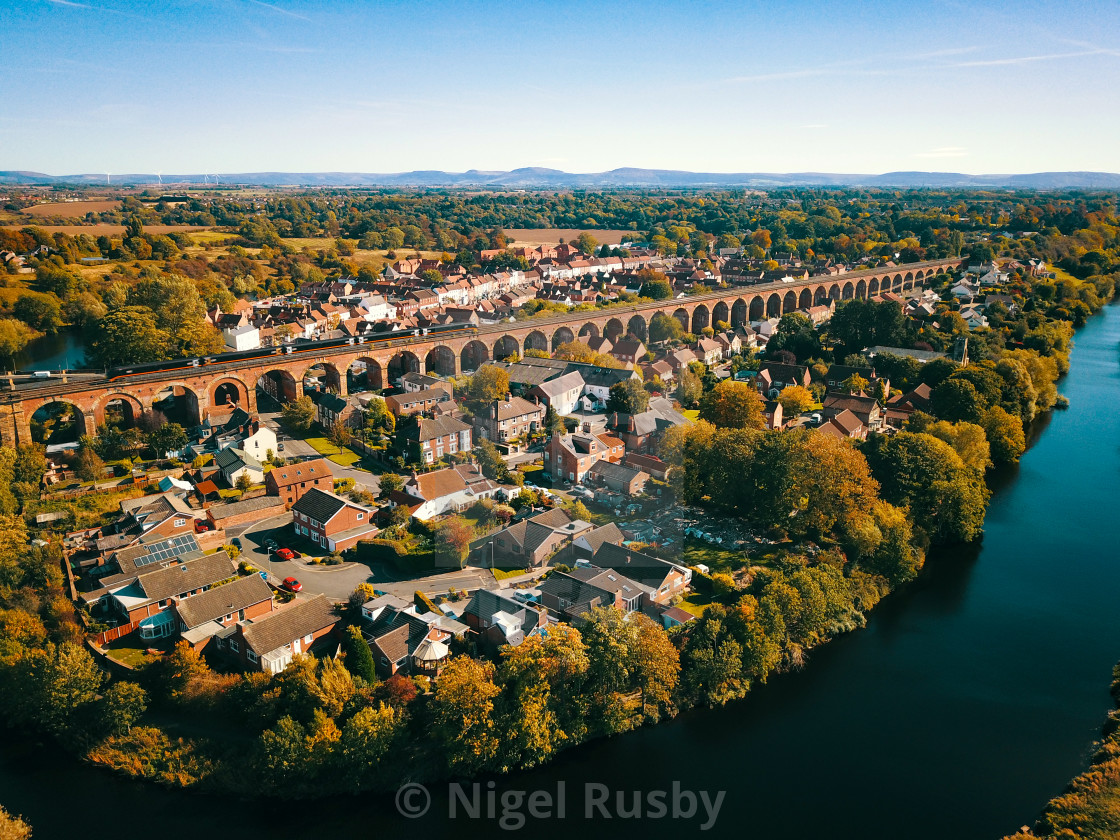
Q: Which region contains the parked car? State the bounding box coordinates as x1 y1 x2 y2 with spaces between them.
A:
194 520 212 533
275 547 296 561
277 442 285 451
231 537 243 550
264 538 279 550
281 576 302 592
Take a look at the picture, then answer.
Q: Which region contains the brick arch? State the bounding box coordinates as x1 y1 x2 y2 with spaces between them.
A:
868 278 880 297
828 284 841 301
257 369 300 403
856 279 867 299
731 298 748 327
691 304 710 334
893 273 903 292
842 281 854 300
605 317 625 341
493 335 520 361
782 290 797 314
552 326 575 351
672 308 690 332
150 381 203 427
351 356 385 390
425 345 458 376
388 350 423 382
749 296 765 321
578 322 599 340
209 375 250 410
94 391 144 428
903 271 914 290
627 314 647 342
29 398 89 443
712 301 729 328
460 341 489 373
524 330 549 354
814 286 829 305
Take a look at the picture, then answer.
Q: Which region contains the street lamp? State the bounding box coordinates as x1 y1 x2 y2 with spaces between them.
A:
265 546 273 584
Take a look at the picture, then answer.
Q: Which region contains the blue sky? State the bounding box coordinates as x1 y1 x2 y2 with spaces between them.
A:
2 0 1119 175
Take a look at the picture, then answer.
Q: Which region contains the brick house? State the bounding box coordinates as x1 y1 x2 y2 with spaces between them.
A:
489 507 594 568
172 573 274 651
822 392 882 431
544 429 625 483
394 463 502 522
588 460 649 495
475 395 545 444
592 543 693 605
107 551 237 639
205 495 288 530
265 458 334 507
398 415 472 465
218 594 340 674
361 597 467 677
537 565 649 621
291 487 378 552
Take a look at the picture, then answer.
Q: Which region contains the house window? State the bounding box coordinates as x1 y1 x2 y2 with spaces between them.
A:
174 518 185 527
247 650 258 663
304 634 313 643
356 512 364 520
230 640 240 652
310 519 320 529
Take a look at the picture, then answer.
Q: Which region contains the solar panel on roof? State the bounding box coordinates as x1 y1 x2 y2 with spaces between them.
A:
134 535 201 567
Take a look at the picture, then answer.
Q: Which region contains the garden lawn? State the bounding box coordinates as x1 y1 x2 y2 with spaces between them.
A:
675 593 712 617
303 436 362 466
682 409 700 421
682 540 749 573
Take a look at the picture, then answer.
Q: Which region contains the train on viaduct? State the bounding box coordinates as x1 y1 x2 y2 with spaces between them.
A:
0 258 963 448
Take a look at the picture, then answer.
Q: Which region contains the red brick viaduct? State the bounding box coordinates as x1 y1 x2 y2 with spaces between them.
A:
0 258 963 447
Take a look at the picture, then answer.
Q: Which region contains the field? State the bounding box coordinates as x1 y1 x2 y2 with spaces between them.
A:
23 199 120 217
503 228 638 247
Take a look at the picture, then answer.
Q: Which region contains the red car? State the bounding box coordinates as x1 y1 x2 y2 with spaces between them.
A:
281 577 302 592
194 520 212 532
274 547 296 561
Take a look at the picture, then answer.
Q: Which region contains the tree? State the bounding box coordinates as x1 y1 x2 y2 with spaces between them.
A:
648 312 683 343
280 396 316 432
336 703 403 791
376 472 403 501
768 313 820 362
931 378 985 423
235 472 253 492
464 366 510 407
73 444 105 481
88 306 170 368
575 232 599 255
543 405 565 437
0 805 31 840
435 517 473 568
675 366 703 407
777 385 814 416
606 379 649 414
148 423 188 458
0 319 40 361
925 420 991 473
327 417 351 452
97 681 148 736
699 380 766 429
840 373 869 394
429 656 502 776
981 405 1026 464
342 626 377 685
637 269 672 300
14 294 63 334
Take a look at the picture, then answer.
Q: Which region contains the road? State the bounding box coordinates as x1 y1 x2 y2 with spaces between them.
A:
230 511 494 602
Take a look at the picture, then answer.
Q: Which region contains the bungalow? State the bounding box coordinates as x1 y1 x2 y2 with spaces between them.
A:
538 564 650 621
587 460 649 495
215 447 264 487
394 463 502 522
264 458 334 506
291 487 378 552
565 522 626 562
489 507 594 568
363 599 466 677
592 542 692 605
460 589 551 651
219 594 340 674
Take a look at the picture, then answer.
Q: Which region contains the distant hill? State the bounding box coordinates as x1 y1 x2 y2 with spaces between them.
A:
3 168 1119 190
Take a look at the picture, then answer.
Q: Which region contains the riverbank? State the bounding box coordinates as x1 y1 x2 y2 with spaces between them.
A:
1002 663 1120 840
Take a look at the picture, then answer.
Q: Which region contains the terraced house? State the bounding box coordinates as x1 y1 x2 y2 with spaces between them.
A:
398 415 472 465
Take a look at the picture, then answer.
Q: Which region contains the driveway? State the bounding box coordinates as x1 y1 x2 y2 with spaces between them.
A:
233 511 494 602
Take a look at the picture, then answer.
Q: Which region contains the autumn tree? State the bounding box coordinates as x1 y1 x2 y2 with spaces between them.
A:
280 396 316 432
777 384 814 416
429 656 502 775
464 365 510 407
698 380 766 429
434 516 473 568
606 379 649 414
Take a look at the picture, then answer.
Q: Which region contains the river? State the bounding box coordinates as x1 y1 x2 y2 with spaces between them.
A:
10 330 87 372
3 304 1120 839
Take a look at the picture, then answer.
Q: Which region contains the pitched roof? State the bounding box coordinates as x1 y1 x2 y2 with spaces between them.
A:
240 594 338 656
290 487 352 522
136 551 236 603
175 574 273 629
207 495 283 521
266 458 333 489
574 522 625 554
493 395 543 420
589 460 647 484
531 371 584 400
401 415 471 441
591 543 683 589
215 447 262 472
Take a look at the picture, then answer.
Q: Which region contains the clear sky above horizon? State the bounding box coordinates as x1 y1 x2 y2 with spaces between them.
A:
3 0 1119 176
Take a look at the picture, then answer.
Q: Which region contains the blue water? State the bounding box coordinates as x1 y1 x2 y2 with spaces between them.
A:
2 304 1119 840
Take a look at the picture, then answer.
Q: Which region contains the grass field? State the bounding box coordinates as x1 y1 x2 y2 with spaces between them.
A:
682 409 700 421
504 228 637 247
682 540 749 573
675 593 712 617
0 223 211 235
24 199 121 217
491 567 525 582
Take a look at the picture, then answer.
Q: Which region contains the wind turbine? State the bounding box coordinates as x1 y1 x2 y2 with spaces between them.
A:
106 172 111 185
155 171 163 186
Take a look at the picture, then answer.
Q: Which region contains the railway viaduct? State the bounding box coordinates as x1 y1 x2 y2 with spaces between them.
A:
0 258 963 447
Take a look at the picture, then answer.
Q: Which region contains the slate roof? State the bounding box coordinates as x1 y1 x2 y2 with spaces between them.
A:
574 522 625 554
401 415 471 442
207 495 284 521
240 594 338 656
592 543 683 589
532 372 584 400
291 487 350 522
589 460 647 485
175 574 273 629
215 447 262 472
367 605 447 663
